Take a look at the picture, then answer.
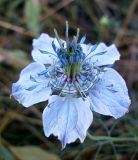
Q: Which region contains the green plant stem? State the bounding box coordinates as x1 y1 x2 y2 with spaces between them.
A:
87 132 138 142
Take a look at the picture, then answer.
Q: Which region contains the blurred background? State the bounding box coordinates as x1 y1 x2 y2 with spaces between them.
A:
0 0 138 160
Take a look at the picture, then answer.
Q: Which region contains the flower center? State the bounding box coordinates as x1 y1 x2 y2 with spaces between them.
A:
45 62 100 99
57 44 85 81
41 21 102 99
54 22 85 82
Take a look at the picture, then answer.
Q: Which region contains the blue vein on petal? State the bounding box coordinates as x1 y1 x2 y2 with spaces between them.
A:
38 70 48 76
88 43 99 54
106 84 118 93
87 51 107 61
83 44 99 61
26 85 37 91
52 41 57 52
30 75 37 82
94 51 107 56
39 49 58 58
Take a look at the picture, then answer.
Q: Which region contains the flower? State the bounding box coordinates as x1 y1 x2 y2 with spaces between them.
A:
11 22 131 149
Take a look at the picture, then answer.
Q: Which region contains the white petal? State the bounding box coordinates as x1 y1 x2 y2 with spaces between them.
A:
82 43 120 66
42 96 93 148
12 62 51 107
32 49 57 65
80 44 90 54
32 33 66 64
32 33 59 64
33 33 54 51
89 68 131 118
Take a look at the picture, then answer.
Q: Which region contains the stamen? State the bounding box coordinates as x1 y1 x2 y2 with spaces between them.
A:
91 70 102 83
59 81 68 96
76 81 87 97
73 36 77 49
54 29 66 53
74 81 86 101
84 70 102 92
76 28 80 43
65 21 69 49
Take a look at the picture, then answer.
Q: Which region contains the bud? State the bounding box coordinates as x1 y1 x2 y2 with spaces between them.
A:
100 16 110 27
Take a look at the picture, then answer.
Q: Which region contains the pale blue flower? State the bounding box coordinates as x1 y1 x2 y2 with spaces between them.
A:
12 22 131 148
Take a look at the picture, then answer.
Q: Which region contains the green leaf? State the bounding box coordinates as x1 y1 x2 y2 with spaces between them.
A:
25 0 41 35
0 145 16 160
10 146 60 160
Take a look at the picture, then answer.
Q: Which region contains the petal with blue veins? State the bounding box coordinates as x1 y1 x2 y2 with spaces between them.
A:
81 43 120 66
42 96 93 149
89 68 131 119
32 33 66 64
33 33 54 51
32 49 58 65
32 33 58 64
12 62 51 107
80 43 91 55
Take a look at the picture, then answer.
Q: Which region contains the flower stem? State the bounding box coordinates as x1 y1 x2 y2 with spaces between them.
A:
87 132 138 142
